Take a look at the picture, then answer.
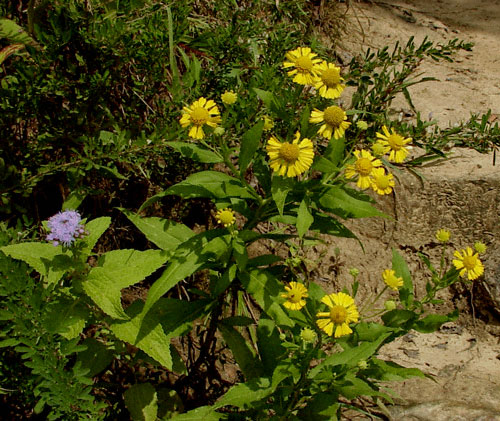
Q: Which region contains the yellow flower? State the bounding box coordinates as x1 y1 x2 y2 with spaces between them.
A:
221 90 237 105
309 105 351 140
215 208 236 227
283 47 322 85
313 60 345 99
179 97 221 139
435 229 451 243
376 126 411 163
345 150 383 189
281 282 308 310
300 327 317 343
316 292 359 338
453 247 484 280
370 167 395 195
262 115 274 131
474 241 487 254
371 141 387 157
382 269 403 291
266 131 314 178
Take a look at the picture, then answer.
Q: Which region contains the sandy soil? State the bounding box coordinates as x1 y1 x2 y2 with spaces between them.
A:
314 1 500 419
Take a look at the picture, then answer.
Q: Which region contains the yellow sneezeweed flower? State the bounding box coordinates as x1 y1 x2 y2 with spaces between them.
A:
453 247 484 280
283 47 322 85
316 292 359 338
435 228 451 243
313 60 345 99
266 131 314 178
180 97 221 139
370 167 395 195
382 269 403 291
345 149 383 190
309 105 351 140
221 90 237 105
263 115 274 131
474 241 487 254
215 208 236 227
371 141 387 157
376 126 412 163
300 327 317 343
281 282 308 310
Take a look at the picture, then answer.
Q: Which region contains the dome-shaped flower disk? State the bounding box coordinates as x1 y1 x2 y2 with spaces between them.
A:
46 210 86 247
453 247 484 280
309 105 351 140
283 47 322 86
316 292 359 338
345 149 383 190
376 125 412 163
180 97 221 139
313 61 346 99
215 208 236 227
266 131 314 178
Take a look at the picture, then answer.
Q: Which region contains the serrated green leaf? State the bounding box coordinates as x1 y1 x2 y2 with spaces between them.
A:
83 249 167 319
214 377 271 410
219 323 263 380
124 383 158 421
165 141 223 163
296 199 313 238
121 209 194 252
239 120 264 175
110 301 172 369
0 242 70 284
142 233 230 316
240 269 293 327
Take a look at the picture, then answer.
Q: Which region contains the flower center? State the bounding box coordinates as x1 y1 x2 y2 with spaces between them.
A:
288 291 302 303
218 210 234 225
321 68 341 87
279 143 300 163
462 255 477 270
323 106 345 127
190 107 210 125
387 134 404 150
330 305 348 324
375 174 391 189
355 158 373 176
295 56 313 72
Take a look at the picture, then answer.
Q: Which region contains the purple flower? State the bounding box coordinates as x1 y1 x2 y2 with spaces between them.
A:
46 210 86 247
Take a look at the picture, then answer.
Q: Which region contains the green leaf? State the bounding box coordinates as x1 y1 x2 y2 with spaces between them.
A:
110 301 173 369
62 191 86 211
0 242 70 284
157 298 213 334
240 269 294 327
121 209 194 252
309 211 357 238
381 309 417 328
0 18 37 46
76 338 114 378
211 264 237 297
370 358 426 381
0 43 24 65
392 249 414 309
336 374 388 400
142 233 230 316
298 392 339 420
312 156 338 173
219 323 263 380
83 249 167 320
324 136 345 168
309 332 390 378
253 88 275 109
81 217 112 255
214 377 271 410
317 186 386 219
271 175 294 216
257 316 286 374
414 310 458 333
353 322 393 342
124 383 158 421
239 120 264 175
165 141 223 163
296 199 314 238
43 299 90 339
169 406 226 421
232 236 248 270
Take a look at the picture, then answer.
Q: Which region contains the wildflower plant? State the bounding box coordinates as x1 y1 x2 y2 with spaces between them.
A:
0 41 487 420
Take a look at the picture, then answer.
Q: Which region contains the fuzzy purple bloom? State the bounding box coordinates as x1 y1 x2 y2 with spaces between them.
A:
46 210 86 247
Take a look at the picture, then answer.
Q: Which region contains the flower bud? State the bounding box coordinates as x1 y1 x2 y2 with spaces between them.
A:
384 300 397 311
